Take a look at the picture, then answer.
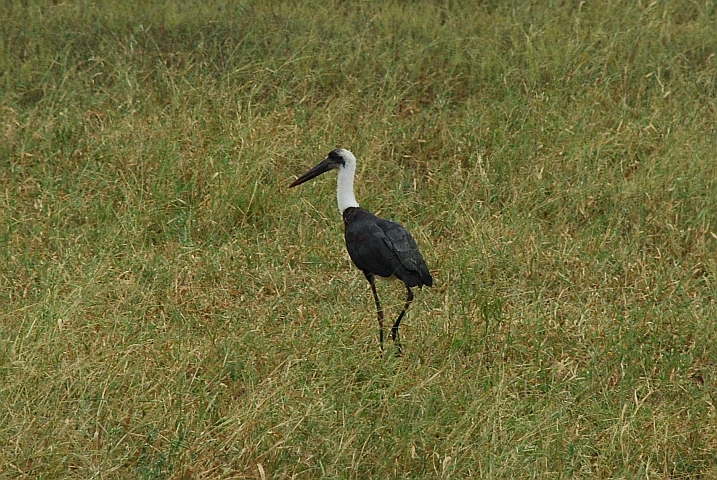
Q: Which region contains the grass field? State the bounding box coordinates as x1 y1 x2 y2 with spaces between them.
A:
2 0 717 478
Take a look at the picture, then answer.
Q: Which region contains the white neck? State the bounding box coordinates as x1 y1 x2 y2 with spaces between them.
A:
337 161 359 214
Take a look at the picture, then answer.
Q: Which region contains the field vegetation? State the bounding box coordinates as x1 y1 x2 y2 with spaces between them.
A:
2 0 717 478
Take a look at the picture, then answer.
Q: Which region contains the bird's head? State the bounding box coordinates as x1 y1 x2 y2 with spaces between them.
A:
289 148 356 188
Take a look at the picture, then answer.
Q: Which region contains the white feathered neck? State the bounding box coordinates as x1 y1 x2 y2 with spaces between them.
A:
336 149 360 214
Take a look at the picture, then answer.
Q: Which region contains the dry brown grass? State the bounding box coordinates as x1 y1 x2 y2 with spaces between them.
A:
1 1 716 478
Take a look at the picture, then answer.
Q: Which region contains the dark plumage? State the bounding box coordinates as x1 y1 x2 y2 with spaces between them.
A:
343 207 432 288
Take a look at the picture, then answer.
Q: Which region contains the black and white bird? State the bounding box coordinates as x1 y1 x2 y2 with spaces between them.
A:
289 148 433 354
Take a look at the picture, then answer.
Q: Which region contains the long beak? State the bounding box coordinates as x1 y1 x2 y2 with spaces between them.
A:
289 158 334 188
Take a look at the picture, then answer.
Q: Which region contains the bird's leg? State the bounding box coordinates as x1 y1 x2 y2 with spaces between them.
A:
364 272 384 351
391 286 414 356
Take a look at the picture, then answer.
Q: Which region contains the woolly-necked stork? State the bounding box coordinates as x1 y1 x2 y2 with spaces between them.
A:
289 148 433 354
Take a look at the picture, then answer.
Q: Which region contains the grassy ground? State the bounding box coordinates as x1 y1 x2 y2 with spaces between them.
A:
2 0 716 478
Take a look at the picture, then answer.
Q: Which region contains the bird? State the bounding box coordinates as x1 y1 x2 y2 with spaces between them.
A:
289 148 433 355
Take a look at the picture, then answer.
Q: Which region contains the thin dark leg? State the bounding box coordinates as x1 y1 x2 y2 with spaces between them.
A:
364 272 384 350
391 286 414 356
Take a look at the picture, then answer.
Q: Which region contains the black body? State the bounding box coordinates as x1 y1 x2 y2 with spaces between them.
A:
343 207 432 288
343 206 432 354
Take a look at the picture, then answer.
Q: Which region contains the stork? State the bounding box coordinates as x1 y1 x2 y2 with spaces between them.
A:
289 148 433 355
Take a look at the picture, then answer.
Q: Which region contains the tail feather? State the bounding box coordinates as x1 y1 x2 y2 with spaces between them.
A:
397 265 433 288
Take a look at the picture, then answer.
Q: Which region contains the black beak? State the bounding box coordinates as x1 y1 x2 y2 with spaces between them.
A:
289 158 334 188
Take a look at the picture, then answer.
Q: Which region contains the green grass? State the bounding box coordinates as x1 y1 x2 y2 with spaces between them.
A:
1 0 716 478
